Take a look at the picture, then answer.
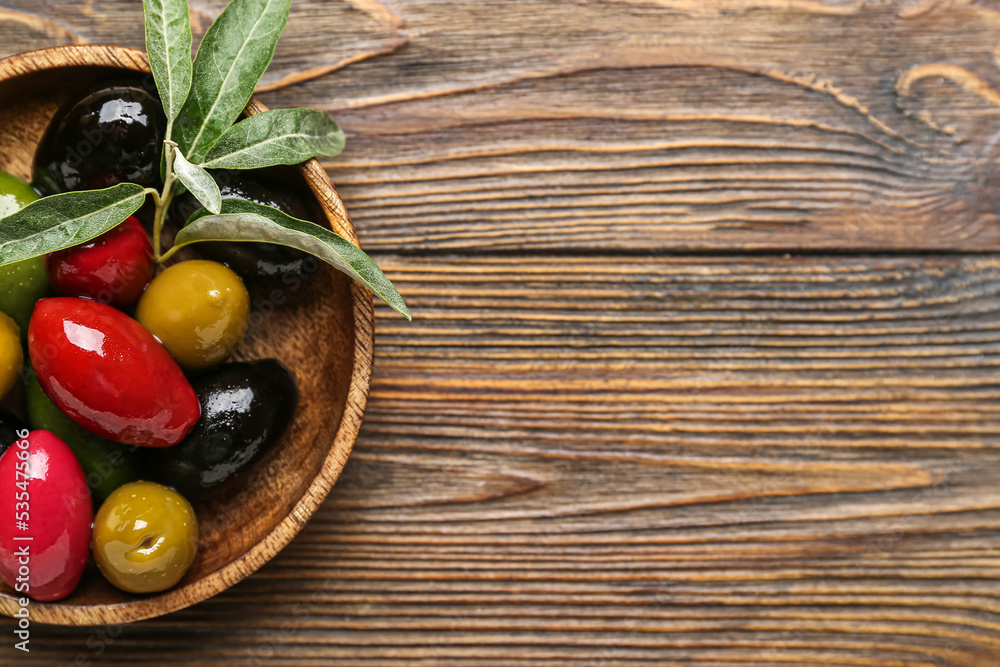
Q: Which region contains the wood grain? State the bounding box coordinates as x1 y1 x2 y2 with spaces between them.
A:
7 1 1000 250
15 255 1000 665
259 0 1000 252
0 0 406 90
3 0 1000 663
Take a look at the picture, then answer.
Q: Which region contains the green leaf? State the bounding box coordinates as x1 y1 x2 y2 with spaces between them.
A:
0 184 147 267
176 200 410 320
202 108 345 170
143 0 193 132
173 0 290 164
172 147 222 214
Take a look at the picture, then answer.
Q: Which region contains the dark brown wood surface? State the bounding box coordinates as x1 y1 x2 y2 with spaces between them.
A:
4 0 1000 664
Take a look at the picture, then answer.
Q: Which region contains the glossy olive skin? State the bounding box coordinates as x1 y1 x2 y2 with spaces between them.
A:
0 311 21 401
92 481 198 594
172 173 319 283
33 82 166 195
45 215 154 308
0 257 50 337
152 359 298 500
28 297 201 447
0 171 38 214
26 372 140 500
0 430 93 601
0 412 26 459
0 172 50 334
135 260 250 372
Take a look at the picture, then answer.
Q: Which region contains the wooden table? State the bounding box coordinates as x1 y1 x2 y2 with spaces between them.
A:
5 0 1000 664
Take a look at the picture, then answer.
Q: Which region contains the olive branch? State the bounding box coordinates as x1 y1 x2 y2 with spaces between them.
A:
0 0 410 320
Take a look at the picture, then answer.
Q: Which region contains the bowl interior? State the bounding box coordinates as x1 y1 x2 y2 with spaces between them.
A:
0 48 369 623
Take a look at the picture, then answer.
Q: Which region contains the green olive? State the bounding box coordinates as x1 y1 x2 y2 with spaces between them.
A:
26 371 141 500
92 481 198 594
0 311 22 400
0 172 50 334
0 171 38 218
136 260 250 372
0 257 50 336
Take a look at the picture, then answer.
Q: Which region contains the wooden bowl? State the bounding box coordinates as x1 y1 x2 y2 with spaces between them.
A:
0 46 373 624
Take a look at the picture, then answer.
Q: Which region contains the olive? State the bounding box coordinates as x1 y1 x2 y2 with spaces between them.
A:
0 257 50 337
0 311 21 401
0 171 39 216
45 215 154 308
0 172 50 334
135 260 250 372
0 412 26 459
33 81 166 195
29 297 201 448
26 372 141 500
0 431 92 601
92 481 198 594
171 172 319 283
151 359 298 500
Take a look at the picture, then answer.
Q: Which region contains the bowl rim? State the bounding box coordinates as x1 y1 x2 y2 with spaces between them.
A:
0 45 375 625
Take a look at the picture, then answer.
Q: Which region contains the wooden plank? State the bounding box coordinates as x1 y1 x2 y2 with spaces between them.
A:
20 255 1000 666
0 0 405 91
6 1 1000 250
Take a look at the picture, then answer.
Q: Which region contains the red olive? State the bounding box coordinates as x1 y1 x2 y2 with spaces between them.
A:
45 216 154 308
28 297 201 448
0 430 93 601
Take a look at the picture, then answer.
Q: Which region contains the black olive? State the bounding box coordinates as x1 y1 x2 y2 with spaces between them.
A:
151 359 298 500
170 171 320 284
33 80 166 195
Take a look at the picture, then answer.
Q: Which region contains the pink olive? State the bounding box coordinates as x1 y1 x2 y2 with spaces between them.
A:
0 430 93 601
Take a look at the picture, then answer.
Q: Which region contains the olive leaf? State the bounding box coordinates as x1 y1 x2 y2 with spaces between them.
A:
0 184 147 266
173 0 290 163
172 147 222 214
201 108 345 170
0 0 410 317
174 199 410 320
143 0 193 135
